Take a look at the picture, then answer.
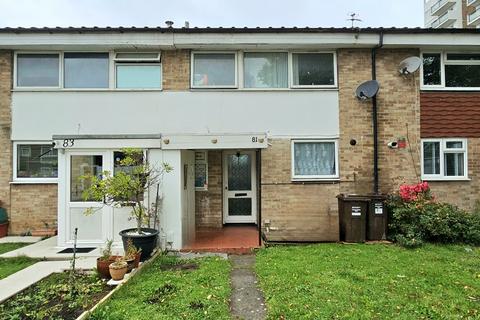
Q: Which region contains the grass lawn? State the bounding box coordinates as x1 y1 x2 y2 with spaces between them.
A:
0 242 30 254
89 255 232 320
0 256 38 279
0 243 38 280
256 244 480 319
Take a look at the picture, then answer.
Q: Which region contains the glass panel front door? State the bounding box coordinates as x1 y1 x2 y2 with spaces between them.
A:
223 151 257 223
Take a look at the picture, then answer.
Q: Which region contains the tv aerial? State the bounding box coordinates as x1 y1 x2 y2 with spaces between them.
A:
347 13 362 28
355 80 379 101
398 56 422 75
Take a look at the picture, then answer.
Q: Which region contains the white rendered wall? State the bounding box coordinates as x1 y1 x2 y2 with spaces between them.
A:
12 91 339 141
149 149 183 250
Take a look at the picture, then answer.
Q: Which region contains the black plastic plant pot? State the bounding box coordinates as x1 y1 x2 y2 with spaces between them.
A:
119 228 159 262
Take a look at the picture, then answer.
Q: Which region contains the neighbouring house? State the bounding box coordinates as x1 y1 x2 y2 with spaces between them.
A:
0 26 479 250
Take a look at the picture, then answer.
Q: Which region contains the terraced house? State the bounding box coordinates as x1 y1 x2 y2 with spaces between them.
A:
0 26 479 250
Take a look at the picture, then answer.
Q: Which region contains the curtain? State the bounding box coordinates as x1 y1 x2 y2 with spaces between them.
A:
294 142 336 176
244 52 288 88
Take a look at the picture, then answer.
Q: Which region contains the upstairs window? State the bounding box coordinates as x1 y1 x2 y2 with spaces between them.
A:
64 53 109 88
422 52 480 89
192 53 237 88
16 54 60 87
244 52 288 88
445 53 480 88
114 53 162 89
292 53 335 87
422 139 468 180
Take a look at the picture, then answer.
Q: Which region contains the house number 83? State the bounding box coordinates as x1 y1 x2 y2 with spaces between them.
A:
63 139 75 147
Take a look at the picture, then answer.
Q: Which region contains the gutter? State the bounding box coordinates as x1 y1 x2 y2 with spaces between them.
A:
372 31 384 195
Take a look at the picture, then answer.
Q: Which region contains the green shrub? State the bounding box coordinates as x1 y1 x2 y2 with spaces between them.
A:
388 195 480 248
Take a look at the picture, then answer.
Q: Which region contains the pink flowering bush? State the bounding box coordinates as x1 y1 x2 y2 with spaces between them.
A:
388 182 480 248
399 182 432 202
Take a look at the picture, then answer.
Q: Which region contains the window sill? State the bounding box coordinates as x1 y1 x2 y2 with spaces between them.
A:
421 87 480 92
189 88 339 92
291 178 340 184
12 88 163 92
422 177 471 182
10 180 58 185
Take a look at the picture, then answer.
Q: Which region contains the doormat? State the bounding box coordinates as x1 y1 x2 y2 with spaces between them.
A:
57 247 96 254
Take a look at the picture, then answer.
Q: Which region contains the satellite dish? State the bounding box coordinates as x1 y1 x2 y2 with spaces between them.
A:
398 56 421 75
355 80 379 100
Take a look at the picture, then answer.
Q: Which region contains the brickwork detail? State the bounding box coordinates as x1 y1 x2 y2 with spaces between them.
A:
162 50 190 91
338 49 422 195
195 151 223 228
0 51 12 217
261 139 340 242
9 184 58 234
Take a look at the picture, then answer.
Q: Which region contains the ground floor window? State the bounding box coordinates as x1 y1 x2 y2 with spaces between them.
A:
422 138 468 180
291 139 339 180
14 143 58 181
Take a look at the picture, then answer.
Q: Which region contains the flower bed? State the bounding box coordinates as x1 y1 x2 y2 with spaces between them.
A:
0 271 113 319
388 182 480 247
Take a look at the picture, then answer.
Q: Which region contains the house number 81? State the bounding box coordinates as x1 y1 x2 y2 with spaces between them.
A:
63 139 75 147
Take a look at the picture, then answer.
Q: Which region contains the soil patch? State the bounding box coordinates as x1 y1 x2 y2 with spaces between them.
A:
0 271 113 320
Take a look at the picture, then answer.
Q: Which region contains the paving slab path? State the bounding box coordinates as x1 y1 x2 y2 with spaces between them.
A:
229 255 267 320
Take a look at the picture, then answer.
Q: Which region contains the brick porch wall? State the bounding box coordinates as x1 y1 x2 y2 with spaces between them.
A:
195 151 223 228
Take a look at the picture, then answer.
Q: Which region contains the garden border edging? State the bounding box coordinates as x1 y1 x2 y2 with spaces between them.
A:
76 249 163 320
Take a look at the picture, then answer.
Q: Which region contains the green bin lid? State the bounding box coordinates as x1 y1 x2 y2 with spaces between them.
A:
0 207 7 223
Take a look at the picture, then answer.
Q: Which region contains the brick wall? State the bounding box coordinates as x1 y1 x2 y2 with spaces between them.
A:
0 51 12 216
261 139 340 242
9 184 58 234
162 49 190 91
195 151 223 228
338 49 422 195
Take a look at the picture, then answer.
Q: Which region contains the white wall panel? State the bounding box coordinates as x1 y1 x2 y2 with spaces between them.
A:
12 91 339 141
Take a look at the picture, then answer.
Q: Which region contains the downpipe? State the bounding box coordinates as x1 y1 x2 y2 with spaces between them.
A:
372 31 384 195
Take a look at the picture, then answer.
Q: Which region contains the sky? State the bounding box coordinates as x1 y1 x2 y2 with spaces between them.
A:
0 0 424 28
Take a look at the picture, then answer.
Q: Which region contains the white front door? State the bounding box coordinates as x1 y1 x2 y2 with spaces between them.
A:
223 150 257 224
66 151 108 246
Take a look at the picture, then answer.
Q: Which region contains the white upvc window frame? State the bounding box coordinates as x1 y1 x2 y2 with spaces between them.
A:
421 51 480 90
12 141 59 184
113 52 162 90
421 138 469 181
291 139 339 181
13 51 62 90
190 51 239 89
241 50 290 90
194 151 209 191
289 51 338 89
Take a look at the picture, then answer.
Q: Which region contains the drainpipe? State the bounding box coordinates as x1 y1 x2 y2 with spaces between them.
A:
372 30 384 195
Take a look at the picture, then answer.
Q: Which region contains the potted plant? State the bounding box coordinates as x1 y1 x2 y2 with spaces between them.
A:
82 148 172 261
109 258 128 281
0 201 8 238
96 239 121 279
124 238 142 272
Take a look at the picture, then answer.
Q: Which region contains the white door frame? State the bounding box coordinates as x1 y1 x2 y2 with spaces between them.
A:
222 150 257 224
64 150 111 246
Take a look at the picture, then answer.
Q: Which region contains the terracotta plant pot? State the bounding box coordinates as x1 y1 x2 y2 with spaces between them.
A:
109 261 128 281
0 222 8 238
125 253 141 272
97 255 121 279
31 228 57 237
